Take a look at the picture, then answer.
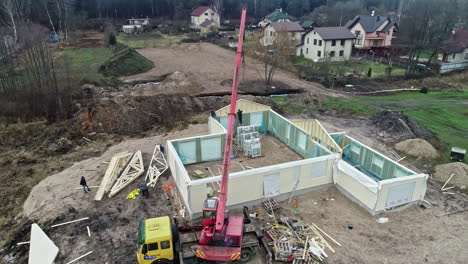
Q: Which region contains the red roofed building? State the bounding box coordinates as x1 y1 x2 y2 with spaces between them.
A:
191 6 220 30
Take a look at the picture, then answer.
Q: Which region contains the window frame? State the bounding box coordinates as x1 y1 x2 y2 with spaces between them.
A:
339 50 344 56
318 40 322 46
331 40 336 46
313 39 317 45
317 50 321 57
330 51 335 57
161 240 171 250
148 242 159 251
341 39 345 46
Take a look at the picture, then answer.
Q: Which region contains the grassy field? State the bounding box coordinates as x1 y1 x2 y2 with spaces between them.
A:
116 32 186 49
55 48 115 85
294 57 406 78
274 91 468 161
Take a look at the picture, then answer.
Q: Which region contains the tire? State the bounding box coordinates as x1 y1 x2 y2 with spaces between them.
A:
151 259 172 264
238 249 254 263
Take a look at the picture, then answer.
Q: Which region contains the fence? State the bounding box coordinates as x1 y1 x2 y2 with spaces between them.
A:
440 61 468 73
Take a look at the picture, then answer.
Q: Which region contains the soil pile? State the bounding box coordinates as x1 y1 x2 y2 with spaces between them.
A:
371 111 435 141
395 138 439 159
433 162 468 188
99 48 154 77
79 94 210 134
131 71 204 96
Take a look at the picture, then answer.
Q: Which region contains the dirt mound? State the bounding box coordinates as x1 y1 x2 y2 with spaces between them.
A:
433 162 468 188
79 95 211 134
99 48 154 77
371 111 435 141
131 71 204 96
395 138 439 159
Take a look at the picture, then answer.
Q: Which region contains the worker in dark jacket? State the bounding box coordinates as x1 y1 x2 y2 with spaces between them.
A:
210 109 216 118
140 180 149 198
80 176 90 193
237 109 243 125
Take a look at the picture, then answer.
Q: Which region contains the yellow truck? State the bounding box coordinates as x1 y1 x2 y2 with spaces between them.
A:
137 216 177 264
137 209 270 264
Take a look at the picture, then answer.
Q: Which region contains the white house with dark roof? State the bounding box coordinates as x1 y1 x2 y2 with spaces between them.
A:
296 27 355 62
345 14 397 49
438 29 468 63
262 21 304 46
191 6 220 29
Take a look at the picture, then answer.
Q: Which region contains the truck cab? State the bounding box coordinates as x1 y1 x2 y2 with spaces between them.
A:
137 216 175 264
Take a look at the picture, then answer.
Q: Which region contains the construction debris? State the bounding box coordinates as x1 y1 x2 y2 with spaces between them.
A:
109 151 144 198
441 173 455 191
51 217 89 228
94 152 133 200
265 218 341 263
29 224 59 264
145 145 168 187
126 188 140 199
65 251 93 264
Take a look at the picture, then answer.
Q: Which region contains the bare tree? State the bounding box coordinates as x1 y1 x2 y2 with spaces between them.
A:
212 0 223 17
0 0 19 43
249 30 296 85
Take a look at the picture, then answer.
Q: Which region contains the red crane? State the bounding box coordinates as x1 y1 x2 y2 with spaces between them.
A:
196 8 248 262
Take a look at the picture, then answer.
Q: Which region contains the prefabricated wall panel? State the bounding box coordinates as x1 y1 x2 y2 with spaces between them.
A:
187 155 339 215
217 110 268 135
208 116 226 135
215 99 271 116
167 141 192 215
167 100 428 218
171 134 226 165
292 119 342 154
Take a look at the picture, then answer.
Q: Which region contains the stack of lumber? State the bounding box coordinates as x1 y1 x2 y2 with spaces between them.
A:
94 152 133 201
265 218 341 263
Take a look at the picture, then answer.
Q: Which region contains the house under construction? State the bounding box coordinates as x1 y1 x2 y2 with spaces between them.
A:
166 99 428 218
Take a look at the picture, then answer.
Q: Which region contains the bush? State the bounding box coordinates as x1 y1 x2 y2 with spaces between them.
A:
108 33 117 45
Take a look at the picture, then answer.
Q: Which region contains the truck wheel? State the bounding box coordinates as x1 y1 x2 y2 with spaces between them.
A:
238 249 253 263
151 259 172 264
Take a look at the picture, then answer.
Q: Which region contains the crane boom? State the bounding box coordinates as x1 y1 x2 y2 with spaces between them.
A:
215 7 247 233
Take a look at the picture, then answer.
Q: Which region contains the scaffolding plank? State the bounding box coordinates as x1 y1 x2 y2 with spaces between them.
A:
109 151 144 197
145 145 169 188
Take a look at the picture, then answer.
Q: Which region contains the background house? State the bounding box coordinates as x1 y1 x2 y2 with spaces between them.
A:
296 27 355 62
345 13 397 51
258 8 296 28
262 21 304 46
191 6 220 30
438 29 468 63
200 20 219 35
300 20 320 30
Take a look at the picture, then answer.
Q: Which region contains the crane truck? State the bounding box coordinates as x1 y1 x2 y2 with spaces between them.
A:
136 8 270 264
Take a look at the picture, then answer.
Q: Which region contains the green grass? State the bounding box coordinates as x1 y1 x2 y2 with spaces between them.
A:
55 48 115 85
272 96 378 116
274 91 468 161
116 32 186 49
294 57 406 78
407 49 433 59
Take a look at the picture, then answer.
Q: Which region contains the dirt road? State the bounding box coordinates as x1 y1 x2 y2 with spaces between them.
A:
122 42 330 96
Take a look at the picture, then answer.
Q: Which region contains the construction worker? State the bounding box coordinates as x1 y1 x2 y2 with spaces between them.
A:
159 145 165 155
237 109 243 125
210 109 217 118
80 176 90 193
140 180 149 198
